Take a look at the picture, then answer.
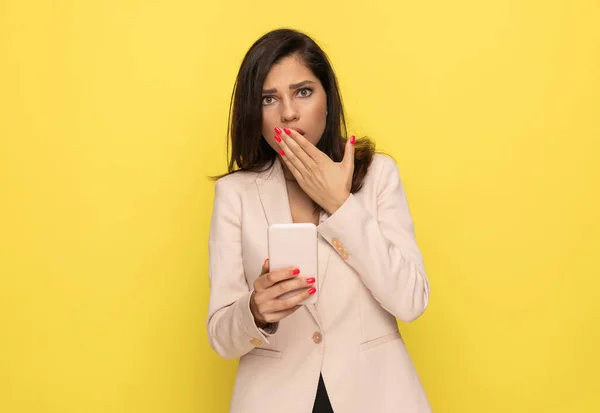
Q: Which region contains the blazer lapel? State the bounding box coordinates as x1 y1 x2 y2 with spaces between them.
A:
255 157 332 328
255 157 293 226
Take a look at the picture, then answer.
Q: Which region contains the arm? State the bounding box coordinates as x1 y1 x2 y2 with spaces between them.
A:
206 179 276 359
317 155 430 322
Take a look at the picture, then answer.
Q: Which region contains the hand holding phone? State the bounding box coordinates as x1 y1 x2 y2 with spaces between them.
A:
249 259 316 328
268 223 318 305
249 223 319 328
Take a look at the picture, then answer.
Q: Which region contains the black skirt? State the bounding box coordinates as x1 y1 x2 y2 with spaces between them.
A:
312 373 334 413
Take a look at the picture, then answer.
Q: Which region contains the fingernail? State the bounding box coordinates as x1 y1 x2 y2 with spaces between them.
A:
284 128 291 135
292 268 300 275
308 288 317 295
350 136 355 145
264 258 268 265
274 127 283 134
306 277 315 284
275 135 282 143
279 149 285 156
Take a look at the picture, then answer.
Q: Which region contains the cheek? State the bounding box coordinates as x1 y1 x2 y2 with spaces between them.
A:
307 103 327 144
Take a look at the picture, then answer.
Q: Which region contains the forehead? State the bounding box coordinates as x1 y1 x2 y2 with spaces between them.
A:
263 55 318 87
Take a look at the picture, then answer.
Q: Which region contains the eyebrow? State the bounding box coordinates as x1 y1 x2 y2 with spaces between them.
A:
262 80 315 94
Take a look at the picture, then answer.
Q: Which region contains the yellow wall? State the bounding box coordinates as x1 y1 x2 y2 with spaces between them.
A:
1 1 598 412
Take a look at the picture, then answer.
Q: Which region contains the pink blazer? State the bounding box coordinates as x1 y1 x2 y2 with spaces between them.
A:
207 153 431 413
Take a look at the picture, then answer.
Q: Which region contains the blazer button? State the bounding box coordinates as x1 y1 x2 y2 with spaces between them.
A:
312 332 323 344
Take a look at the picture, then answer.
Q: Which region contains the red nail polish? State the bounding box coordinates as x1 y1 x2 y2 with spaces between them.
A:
306 277 315 284
350 136 355 145
284 128 291 135
274 127 283 134
308 288 317 295
292 268 300 275
279 149 285 156
275 135 282 142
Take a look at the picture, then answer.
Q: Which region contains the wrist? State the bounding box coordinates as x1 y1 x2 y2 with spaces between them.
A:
249 291 268 328
325 192 350 215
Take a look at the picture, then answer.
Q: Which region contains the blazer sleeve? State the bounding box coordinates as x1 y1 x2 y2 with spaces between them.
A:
317 155 430 322
206 179 277 360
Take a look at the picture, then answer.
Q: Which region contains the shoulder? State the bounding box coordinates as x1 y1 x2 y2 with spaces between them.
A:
364 153 401 186
369 152 397 171
210 171 259 222
214 170 259 196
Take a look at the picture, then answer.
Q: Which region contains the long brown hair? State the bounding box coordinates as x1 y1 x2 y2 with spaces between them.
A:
214 28 375 194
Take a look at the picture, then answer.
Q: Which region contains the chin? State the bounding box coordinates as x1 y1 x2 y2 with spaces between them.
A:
309 135 323 147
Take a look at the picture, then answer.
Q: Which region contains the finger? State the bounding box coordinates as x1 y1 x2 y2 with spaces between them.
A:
273 285 317 310
260 258 269 275
264 276 316 301
283 128 324 164
275 132 310 178
256 267 300 290
253 259 269 291
342 135 356 171
262 305 301 324
281 132 317 172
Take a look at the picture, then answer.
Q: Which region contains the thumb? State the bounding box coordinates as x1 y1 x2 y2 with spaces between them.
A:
342 135 356 170
260 258 270 276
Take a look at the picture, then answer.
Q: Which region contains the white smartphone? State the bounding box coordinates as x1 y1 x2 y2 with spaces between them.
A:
267 223 318 305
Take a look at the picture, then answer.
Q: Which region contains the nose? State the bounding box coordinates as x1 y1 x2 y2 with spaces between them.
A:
280 99 299 123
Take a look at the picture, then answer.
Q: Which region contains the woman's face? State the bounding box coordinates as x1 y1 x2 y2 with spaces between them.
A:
261 55 327 151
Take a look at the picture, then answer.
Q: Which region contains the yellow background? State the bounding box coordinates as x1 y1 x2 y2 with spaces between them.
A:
1 0 598 412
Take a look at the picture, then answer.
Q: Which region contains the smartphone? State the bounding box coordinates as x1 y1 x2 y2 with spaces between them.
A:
267 223 318 305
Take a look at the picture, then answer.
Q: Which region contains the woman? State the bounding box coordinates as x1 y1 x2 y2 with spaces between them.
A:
207 28 431 413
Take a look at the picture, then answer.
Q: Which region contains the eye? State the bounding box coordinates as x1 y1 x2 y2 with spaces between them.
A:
297 87 313 98
262 96 276 106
